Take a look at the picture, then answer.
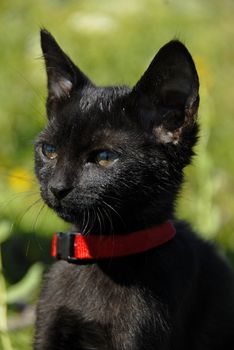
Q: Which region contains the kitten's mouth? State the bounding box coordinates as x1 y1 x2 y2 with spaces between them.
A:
53 202 100 233
42 189 122 234
51 200 119 235
41 193 80 224
42 189 99 225
53 204 81 224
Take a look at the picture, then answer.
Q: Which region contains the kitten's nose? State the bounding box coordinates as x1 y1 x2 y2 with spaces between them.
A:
50 184 73 200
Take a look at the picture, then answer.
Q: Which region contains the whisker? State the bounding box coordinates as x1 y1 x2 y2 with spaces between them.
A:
25 237 31 258
102 200 126 227
96 207 103 235
102 194 122 204
101 205 114 235
25 203 46 256
31 203 46 233
0 190 40 213
10 197 42 235
83 208 90 236
89 207 96 235
80 207 86 234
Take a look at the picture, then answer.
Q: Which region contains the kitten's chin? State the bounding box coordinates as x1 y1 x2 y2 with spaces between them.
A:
41 193 81 225
54 206 80 225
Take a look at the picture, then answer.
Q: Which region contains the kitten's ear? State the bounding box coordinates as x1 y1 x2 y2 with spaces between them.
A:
40 29 91 101
132 40 199 144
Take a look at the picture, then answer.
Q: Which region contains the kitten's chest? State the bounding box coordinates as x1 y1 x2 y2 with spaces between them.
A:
36 260 168 350
47 261 153 324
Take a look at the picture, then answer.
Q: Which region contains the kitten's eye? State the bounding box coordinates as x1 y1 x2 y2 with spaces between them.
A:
41 143 58 160
96 151 118 167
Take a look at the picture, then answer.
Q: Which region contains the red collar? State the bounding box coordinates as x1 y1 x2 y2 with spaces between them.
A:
51 221 176 263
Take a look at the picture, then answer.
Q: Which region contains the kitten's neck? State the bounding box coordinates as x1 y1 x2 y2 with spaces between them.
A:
52 221 176 263
72 208 175 236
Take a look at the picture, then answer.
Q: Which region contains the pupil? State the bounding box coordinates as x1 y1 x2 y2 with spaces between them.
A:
47 145 55 153
102 152 109 160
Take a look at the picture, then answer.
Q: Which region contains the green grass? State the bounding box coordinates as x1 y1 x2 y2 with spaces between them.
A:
1 0 234 348
9 327 32 350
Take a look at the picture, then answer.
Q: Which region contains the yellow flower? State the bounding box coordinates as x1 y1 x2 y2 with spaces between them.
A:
8 168 33 192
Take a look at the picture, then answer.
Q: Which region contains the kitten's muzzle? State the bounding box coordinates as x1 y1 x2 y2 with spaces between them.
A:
50 184 74 200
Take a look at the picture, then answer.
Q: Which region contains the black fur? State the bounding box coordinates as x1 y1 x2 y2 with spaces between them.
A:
34 29 234 349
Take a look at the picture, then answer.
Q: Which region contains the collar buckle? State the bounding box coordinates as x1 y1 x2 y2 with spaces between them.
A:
52 232 75 262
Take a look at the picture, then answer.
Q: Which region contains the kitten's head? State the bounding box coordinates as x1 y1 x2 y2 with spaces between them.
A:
35 29 199 234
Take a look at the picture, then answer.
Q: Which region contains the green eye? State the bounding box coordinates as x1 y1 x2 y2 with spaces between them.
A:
42 143 58 160
96 150 118 167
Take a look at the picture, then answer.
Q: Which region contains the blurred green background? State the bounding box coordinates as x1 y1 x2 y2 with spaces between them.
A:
0 0 234 348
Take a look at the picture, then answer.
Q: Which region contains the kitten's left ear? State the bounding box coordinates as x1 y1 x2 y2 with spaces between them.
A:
40 29 91 101
132 40 199 144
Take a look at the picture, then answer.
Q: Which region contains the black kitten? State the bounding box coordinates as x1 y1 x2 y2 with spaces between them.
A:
34 29 234 349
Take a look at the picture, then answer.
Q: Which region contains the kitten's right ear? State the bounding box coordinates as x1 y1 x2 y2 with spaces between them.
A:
40 29 91 102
